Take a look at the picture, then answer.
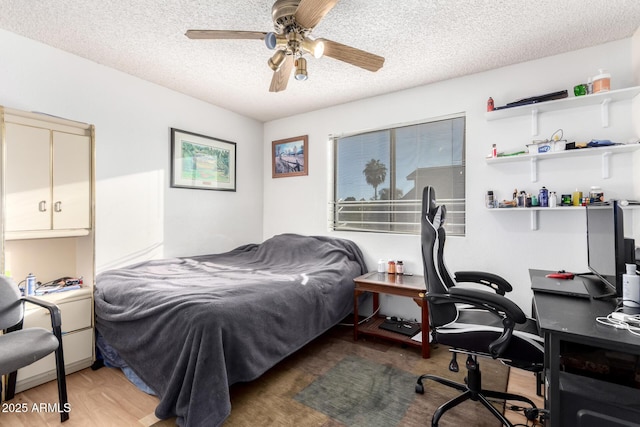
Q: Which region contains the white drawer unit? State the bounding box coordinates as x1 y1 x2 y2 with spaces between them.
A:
15 288 94 393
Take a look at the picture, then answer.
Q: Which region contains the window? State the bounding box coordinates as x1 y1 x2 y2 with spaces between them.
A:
331 116 465 235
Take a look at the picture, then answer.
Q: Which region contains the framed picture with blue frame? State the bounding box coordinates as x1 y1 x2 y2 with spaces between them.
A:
272 135 308 178
170 128 236 191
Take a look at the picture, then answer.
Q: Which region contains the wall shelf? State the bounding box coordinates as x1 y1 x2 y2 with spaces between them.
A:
488 206 582 231
488 204 639 231
484 85 639 231
486 143 640 182
485 86 640 135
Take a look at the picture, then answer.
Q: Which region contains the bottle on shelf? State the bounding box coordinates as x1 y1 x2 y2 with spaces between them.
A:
539 187 549 207
572 189 583 206
486 190 495 208
622 264 640 308
487 97 494 112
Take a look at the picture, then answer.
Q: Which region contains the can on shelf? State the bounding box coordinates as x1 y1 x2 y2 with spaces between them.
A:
589 186 604 203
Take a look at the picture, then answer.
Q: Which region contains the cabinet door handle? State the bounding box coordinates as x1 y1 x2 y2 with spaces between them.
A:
54 201 62 212
38 200 47 212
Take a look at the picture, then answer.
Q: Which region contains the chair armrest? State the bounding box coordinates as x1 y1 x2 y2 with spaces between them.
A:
448 287 525 323
22 296 63 329
454 271 513 295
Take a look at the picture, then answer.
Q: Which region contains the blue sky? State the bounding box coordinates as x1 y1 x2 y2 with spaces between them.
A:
335 118 464 200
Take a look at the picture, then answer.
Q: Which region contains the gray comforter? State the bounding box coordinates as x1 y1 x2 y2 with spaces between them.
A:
94 234 367 427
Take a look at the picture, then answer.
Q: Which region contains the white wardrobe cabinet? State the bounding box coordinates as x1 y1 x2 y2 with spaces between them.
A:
1 107 96 392
4 121 91 237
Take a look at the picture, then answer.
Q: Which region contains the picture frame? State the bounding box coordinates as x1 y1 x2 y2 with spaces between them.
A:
272 135 308 178
170 128 236 191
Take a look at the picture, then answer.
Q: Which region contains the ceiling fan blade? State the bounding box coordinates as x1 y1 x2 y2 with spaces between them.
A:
294 0 339 29
185 30 267 40
269 55 294 92
321 39 385 72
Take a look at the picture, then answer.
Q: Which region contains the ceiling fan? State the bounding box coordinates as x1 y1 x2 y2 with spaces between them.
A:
185 0 385 92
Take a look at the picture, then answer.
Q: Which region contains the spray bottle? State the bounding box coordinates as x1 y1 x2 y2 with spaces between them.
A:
622 264 640 307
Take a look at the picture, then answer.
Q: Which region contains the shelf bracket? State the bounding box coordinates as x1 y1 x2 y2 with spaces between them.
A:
601 98 611 127
602 151 611 179
530 157 538 182
530 210 539 231
531 108 539 136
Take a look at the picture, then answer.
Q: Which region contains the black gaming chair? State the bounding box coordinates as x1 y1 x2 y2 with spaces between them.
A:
415 186 544 427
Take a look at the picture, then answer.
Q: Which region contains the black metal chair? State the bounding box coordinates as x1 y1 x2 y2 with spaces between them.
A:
415 186 544 426
0 275 69 422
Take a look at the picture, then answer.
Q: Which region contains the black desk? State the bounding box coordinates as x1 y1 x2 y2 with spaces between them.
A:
531 270 640 427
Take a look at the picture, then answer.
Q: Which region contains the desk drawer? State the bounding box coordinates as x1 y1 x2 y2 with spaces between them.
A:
24 297 91 333
559 371 640 426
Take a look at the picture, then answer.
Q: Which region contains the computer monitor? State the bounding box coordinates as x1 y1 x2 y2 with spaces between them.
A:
585 201 627 297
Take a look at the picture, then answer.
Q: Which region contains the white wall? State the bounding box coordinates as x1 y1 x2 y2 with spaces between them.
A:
1 27 636 318
263 38 639 317
0 29 264 273
633 26 640 87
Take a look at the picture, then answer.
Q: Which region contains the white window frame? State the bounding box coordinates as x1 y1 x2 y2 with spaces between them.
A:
330 114 466 236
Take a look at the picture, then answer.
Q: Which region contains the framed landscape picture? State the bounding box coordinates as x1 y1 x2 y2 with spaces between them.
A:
170 128 236 191
272 135 308 178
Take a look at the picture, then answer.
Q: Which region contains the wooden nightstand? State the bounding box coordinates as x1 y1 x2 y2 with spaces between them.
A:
353 271 430 358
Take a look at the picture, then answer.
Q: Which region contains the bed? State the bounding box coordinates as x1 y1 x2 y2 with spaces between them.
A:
93 233 367 427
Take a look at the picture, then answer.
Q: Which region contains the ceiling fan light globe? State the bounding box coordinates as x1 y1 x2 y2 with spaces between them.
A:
300 38 324 59
265 32 288 50
295 57 308 81
313 40 325 59
268 50 287 71
265 32 277 49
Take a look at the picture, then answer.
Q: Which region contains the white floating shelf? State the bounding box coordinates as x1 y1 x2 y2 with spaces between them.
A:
489 206 582 211
486 143 640 164
488 206 583 230
485 86 640 123
488 204 640 230
486 143 640 182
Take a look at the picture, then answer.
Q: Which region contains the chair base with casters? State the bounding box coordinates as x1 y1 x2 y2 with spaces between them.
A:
415 352 538 427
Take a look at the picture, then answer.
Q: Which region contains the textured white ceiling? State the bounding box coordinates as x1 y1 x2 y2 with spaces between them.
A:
0 1 639 122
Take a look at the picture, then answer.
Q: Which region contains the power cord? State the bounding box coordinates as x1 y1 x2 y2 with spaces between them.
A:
506 404 548 426
595 310 640 337
337 306 381 327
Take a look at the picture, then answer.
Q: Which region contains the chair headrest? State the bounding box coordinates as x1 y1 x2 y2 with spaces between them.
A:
422 186 437 220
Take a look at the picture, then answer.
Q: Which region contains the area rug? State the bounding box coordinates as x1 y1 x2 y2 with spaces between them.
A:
148 326 511 426
294 355 418 427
